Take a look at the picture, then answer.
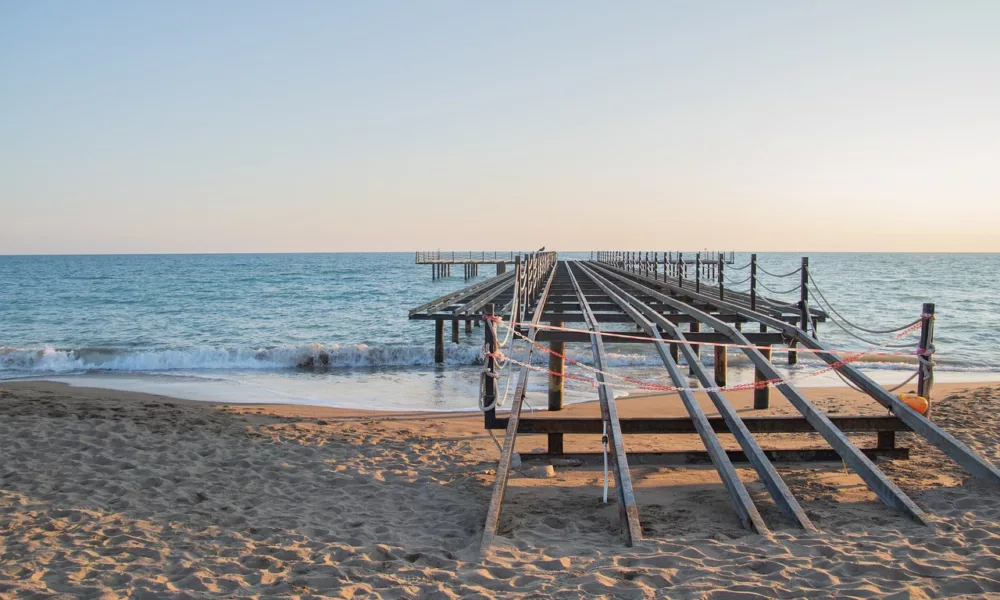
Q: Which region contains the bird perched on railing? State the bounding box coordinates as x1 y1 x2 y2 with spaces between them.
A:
538 246 545 252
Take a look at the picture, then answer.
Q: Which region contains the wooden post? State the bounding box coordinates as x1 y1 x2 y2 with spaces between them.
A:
714 344 727 386
452 319 459 344
800 256 810 336
548 320 565 454
695 252 701 293
514 255 523 323
483 305 498 425
434 320 445 364
465 319 472 334
788 256 807 365
754 346 771 409
689 322 700 374
670 342 679 363
750 253 757 312
677 252 683 287
917 303 935 413
718 257 725 300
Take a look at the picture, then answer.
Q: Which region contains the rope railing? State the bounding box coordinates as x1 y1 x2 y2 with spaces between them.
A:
480 316 926 398
756 265 803 278
807 272 921 334
755 279 802 296
722 273 752 286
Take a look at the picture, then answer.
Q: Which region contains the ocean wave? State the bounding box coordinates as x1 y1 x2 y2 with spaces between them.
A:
0 343 486 373
1 343 995 376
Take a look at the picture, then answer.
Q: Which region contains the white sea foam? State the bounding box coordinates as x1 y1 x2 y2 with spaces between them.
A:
0 342 985 377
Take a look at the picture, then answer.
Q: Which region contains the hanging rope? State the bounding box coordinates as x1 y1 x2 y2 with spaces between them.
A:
756 279 802 296
728 261 753 271
757 265 802 278
722 273 752 286
808 272 922 334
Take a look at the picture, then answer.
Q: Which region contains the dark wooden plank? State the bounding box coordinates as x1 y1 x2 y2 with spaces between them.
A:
565 263 643 545
480 255 558 554
487 415 910 434
519 448 909 465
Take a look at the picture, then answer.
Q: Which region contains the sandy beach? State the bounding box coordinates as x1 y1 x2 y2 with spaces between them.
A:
3 380 1000 598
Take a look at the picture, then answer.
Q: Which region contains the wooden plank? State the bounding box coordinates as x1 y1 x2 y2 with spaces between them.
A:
576 263 769 533
591 262 930 525
487 414 910 434
579 262 811 532
480 257 558 554
533 329 786 346
520 448 909 465
565 263 643 545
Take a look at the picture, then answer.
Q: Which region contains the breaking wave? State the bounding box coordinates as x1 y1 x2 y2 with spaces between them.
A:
1 342 988 378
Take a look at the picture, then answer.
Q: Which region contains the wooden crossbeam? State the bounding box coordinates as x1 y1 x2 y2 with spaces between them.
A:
487 414 909 434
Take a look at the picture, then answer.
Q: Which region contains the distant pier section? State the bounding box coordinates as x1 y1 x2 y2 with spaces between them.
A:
415 250 523 280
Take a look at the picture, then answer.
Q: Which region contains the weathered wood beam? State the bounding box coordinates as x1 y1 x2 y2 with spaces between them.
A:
565 263 642 545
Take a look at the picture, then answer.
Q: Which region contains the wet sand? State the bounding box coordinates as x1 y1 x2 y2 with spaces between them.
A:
2 380 1000 598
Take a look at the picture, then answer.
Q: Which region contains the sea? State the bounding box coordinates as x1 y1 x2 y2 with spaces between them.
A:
2 252 998 411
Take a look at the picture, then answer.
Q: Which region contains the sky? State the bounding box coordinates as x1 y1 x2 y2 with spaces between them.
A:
2 1 999 254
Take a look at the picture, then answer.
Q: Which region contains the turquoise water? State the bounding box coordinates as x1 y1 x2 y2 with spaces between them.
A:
1 252 998 409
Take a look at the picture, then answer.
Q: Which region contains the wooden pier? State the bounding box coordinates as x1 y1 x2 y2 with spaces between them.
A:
415 250 523 280
409 251 1000 551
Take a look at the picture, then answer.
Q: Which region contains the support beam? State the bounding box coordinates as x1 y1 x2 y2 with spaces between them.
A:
434 320 444 363
754 347 771 409
548 319 565 455
714 345 728 387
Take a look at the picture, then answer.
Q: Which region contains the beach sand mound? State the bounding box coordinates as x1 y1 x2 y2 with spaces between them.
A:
2 382 1000 598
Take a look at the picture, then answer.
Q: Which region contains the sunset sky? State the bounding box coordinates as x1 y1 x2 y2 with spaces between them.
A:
2 1 998 254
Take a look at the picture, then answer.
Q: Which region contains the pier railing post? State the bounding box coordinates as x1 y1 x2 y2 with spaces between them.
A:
695 252 701 293
483 304 498 426
718 256 725 300
750 253 757 311
677 252 683 287
788 256 807 365
917 303 935 415
800 256 810 337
